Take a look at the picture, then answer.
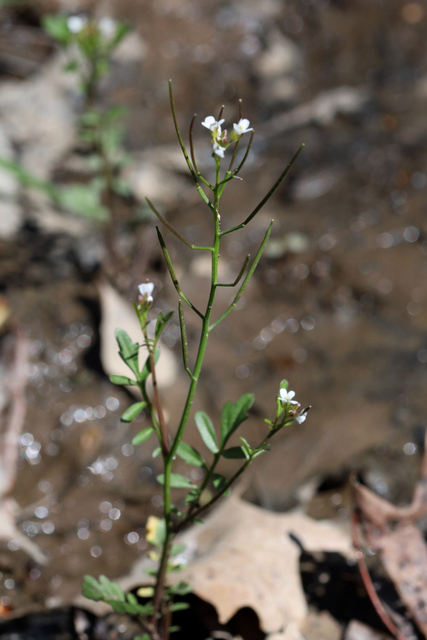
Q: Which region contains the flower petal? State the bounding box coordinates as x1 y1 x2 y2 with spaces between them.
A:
138 282 155 297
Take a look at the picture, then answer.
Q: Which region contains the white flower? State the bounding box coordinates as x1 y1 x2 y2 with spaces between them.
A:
233 118 253 135
278 388 298 404
67 14 88 34
213 141 225 158
295 413 307 424
201 116 225 133
98 16 116 38
138 282 154 304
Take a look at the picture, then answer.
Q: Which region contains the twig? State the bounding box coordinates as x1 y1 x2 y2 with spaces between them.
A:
351 507 409 640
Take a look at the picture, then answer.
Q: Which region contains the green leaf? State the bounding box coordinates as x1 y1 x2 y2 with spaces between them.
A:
170 544 186 557
0 156 58 200
132 426 155 445
152 446 161 458
99 575 125 600
184 488 200 506
56 182 109 221
135 635 151 640
115 329 140 377
120 401 147 423
252 447 269 459
212 473 229 493
176 442 205 467
42 14 72 45
140 347 160 382
110 600 127 614
155 311 174 340
239 436 253 460
220 393 254 447
105 105 128 121
157 473 198 489
168 581 193 596
109 374 137 386
82 575 103 601
63 60 78 73
170 602 190 612
82 575 127 606
109 22 131 48
280 379 289 391
222 446 246 459
195 411 218 454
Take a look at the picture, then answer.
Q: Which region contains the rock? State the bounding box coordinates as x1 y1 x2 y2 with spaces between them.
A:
291 169 342 201
260 86 370 136
124 144 192 208
252 30 303 104
253 31 302 79
0 53 78 181
112 31 147 63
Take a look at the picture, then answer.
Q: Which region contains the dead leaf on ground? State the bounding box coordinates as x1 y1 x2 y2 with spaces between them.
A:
353 429 427 637
344 620 392 640
121 494 354 635
0 332 48 564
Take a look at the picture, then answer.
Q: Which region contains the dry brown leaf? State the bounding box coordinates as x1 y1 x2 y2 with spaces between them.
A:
344 620 392 640
122 494 353 634
0 333 48 564
353 430 427 637
174 496 354 633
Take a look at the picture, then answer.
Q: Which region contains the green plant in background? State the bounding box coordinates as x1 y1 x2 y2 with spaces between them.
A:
82 82 307 640
0 12 131 223
42 13 130 101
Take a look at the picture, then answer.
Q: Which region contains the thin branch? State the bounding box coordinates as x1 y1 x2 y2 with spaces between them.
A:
148 347 170 457
156 227 204 320
175 427 277 534
233 130 254 176
227 138 240 176
221 144 304 236
218 105 225 121
178 300 194 380
217 254 250 287
238 98 242 121
210 221 273 331
175 458 251 533
189 115 214 190
189 114 199 175
218 132 254 198
147 198 211 251
168 80 214 210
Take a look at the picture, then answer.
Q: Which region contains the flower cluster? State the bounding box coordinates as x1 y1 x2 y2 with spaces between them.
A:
202 115 253 159
277 387 307 424
66 14 116 38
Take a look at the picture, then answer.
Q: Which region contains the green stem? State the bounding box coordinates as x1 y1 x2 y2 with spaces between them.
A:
152 158 222 634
